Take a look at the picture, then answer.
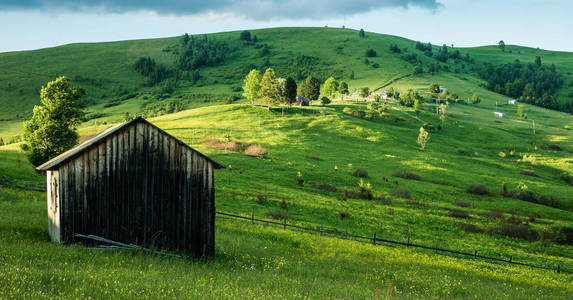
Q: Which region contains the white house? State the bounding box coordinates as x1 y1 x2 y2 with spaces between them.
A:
494 112 505 118
508 99 517 105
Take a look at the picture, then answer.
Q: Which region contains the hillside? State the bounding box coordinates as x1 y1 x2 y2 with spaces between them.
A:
1 27 572 297
1 27 572 141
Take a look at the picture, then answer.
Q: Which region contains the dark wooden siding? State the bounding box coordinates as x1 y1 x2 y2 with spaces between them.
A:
55 121 215 256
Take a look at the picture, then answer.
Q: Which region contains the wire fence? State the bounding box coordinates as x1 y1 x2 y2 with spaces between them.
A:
3 175 570 274
215 210 572 275
1 175 46 192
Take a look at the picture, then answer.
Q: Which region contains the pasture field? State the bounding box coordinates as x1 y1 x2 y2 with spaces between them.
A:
0 27 572 298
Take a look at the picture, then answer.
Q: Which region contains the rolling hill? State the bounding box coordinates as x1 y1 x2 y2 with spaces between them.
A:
0 27 572 298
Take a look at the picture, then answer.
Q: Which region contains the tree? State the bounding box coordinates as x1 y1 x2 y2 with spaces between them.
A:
284 77 297 105
534 56 542 67
242 69 262 105
240 30 251 41
320 96 331 105
349 71 355 80
401 89 421 107
429 83 440 94
23 76 86 166
471 93 481 104
439 103 448 126
321 77 339 98
498 40 505 52
0 137 4 146
359 87 370 99
359 29 365 38
417 127 430 151
413 99 421 115
413 64 423 74
258 68 282 110
299 76 320 101
517 104 527 119
338 81 349 100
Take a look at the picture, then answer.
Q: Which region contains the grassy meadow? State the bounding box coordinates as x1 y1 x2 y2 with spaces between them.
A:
0 27 572 298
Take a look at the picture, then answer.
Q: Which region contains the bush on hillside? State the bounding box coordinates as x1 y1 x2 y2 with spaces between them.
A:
353 169 369 178
245 145 267 158
552 225 573 245
520 169 538 177
392 169 422 181
495 222 540 242
459 222 484 233
467 184 488 195
390 188 411 199
365 48 377 57
449 209 470 219
312 184 337 192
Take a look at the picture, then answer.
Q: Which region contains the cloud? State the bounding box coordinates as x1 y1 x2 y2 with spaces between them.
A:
0 0 441 20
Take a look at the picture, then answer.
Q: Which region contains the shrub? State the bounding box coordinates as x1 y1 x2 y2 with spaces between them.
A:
552 225 573 245
376 194 393 205
256 194 267 204
467 184 488 195
353 169 368 178
342 107 353 115
245 144 267 158
320 96 331 105
559 172 573 186
365 48 377 57
459 223 484 233
296 172 304 186
358 179 373 200
520 169 538 177
339 211 350 219
392 169 422 181
390 188 411 199
495 223 540 242
449 209 469 219
487 209 504 220
454 199 470 208
312 184 337 192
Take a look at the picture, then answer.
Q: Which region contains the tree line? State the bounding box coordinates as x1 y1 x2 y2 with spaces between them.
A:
242 69 349 109
479 57 563 110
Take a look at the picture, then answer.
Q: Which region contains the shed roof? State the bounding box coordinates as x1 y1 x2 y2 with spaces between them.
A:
37 117 224 171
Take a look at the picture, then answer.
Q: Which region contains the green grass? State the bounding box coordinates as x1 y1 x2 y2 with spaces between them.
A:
1 27 572 298
1 187 571 298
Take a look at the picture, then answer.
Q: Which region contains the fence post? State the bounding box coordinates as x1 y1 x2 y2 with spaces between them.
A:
251 208 254 223
509 255 512 263
373 233 376 245
474 250 477 259
320 224 323 236
1 175 5 186
407 236 410 246
283 217 286 229
557 264 560 273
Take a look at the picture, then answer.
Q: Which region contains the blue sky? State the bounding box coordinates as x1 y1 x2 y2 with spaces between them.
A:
1 0 571 53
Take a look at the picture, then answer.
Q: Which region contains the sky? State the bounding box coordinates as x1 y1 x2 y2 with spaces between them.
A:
0 0 571 53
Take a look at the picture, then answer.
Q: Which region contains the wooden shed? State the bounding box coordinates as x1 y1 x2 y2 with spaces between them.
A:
37 117 224 257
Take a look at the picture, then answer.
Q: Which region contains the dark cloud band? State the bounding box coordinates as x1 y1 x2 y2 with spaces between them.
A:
0 0 440 20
